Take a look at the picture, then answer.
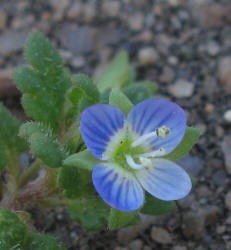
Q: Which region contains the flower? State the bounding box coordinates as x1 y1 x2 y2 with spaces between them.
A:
80 98 192 212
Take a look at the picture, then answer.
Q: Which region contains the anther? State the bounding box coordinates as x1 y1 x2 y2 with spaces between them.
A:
156 126 171 138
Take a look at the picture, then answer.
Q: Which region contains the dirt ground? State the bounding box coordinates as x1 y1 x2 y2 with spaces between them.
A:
1 0 231 249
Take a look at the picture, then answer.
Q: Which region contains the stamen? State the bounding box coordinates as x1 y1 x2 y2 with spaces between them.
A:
139 147 166 158
131 131 157 147
126 155 144 170
131 126 171 148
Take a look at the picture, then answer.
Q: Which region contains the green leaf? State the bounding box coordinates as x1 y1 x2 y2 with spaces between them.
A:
100 88 111 104
95 51 135 92
0 145 8 171
108 208 138 229
63 149 100 171
25 232 66 250
20 122 67 168
164 127 200 161
13 67 40 94
71 74 100 104
0 103 27 153
0 209 27 249
13 31 72 131
68 196 110 230
123 81 158 104
57 165 80 190
141 193 176 216
30 132 67 168
25 31 62 70
109 89 133 115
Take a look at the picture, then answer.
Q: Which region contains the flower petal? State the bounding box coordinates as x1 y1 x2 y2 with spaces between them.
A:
135 158 192 201
92 163 144 212
80 104 125 159
127 98 186 155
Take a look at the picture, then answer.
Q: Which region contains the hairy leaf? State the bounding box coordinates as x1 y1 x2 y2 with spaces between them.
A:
0 145 8 171
141 193 176 216
13 31 72 130
68 196 110 230
25 232 66 250
71 74 100 104
109 89 133 115
0 210 27 249
0 103 27 153
95 51 135 92
123 81 158 104
63 149 100 171
108 208 138 229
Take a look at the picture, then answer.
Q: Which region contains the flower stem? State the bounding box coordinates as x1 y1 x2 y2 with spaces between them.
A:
18 160 42 188
32 197 71 208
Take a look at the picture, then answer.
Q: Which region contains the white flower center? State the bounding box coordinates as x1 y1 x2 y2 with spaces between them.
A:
126 126 170 170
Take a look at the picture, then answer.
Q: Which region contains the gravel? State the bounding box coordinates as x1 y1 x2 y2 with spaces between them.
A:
1 0 231 249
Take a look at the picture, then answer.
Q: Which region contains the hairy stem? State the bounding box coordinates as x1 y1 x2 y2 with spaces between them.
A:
32 197 71 208
18 160 42 188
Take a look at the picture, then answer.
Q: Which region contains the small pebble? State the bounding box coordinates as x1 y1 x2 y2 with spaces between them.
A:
138 47 159 65
224 110 231 122
168 79 194 98
128 239 143 250
151 227 172 244
225 191 231 212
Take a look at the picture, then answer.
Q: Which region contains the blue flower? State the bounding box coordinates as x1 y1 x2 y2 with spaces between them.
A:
80 98 192 212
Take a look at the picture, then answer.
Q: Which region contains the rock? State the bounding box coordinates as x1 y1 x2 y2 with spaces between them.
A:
117 215 157 244
172 246 187 250
159 66 175 83
206 41 220 56
183 206 220 240
177 155 203 177
218 56 231 94
178 194 196 209
0 10 7 30
56 24 96 54
225 191 231 212
151 227 172 244
168 79 194 98
97 25 127 46
128 239 143 250
189 3 231 29
204 103 214 113
67 2 85 20
50 0 69 21
0 68 21 97
167 56 178 66
137 30 153 43
216 225 226 234
103 1 120 17
83 2 97 23
212 170 229 186
117 227 139 245
195 185 212 198
138 47 159 65
114 247 128 250
128 13 144 31
0 30 29 56
224 110 231 122
72 56 86 68
221 136 231 174
143 246 151 250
